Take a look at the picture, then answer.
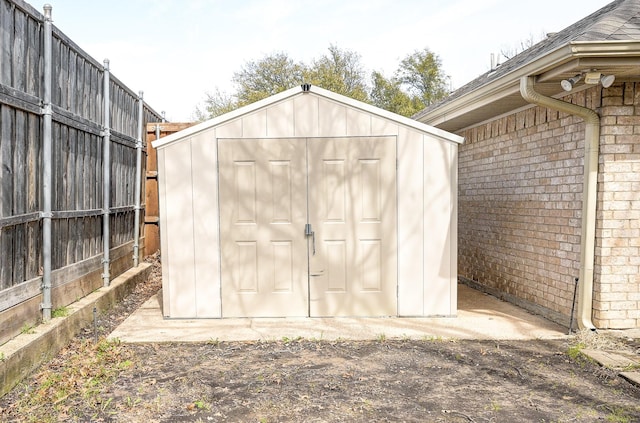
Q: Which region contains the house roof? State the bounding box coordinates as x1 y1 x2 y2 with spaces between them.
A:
414 0 640 132
152 85 464 149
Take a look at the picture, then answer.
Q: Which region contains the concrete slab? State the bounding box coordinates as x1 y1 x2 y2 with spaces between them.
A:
620 372 640 386
108 284 569 343
581 349 639 369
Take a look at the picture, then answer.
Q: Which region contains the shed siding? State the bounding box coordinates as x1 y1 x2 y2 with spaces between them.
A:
160 140 197 318
267 100 295 137
190 133 221 317
424 139 456 315
294 95 319 137
397 128 424 315
347 108 372 136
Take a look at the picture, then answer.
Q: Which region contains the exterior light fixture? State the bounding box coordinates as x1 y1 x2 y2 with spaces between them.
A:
561 75 581 91
584 71 602 84
600 74 615 88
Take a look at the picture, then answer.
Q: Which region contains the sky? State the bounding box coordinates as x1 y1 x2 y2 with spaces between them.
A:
39 0 612 121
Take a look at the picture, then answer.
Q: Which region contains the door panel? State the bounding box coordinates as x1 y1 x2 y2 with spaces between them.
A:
308 137 397 316
219 138 308 317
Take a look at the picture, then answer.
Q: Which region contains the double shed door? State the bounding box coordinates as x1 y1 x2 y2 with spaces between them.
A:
218 137 397 318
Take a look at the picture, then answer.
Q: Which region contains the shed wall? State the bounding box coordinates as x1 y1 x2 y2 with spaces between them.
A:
157 92 457 318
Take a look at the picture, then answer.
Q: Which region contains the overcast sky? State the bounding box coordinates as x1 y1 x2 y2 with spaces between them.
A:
40 0 611 121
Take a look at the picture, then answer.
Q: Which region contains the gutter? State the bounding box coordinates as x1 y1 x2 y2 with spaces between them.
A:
519 76 598 331
418 40 640 128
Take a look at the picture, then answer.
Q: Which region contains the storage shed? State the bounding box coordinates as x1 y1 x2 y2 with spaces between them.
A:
152 85 464 318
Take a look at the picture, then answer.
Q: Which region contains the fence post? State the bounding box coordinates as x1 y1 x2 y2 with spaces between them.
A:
41 4 53 321
133 91 144 267
102 59 111 287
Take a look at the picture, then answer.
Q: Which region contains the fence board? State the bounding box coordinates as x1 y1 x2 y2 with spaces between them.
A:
1 105 13 218
12 4 25 93
0 0 13 86
25 13 39 96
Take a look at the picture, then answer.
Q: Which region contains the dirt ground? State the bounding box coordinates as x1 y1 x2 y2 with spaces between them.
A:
2 256 640 423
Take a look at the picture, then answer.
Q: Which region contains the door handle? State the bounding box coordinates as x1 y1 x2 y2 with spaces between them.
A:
304 223 316 255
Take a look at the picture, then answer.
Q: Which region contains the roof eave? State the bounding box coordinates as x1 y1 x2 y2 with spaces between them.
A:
417 40 640 130
152 85 464 149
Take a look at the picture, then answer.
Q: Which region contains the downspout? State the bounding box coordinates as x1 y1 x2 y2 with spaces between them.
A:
41 4 53 321
520 76 598 331
102 59 111 287
133 91 143 267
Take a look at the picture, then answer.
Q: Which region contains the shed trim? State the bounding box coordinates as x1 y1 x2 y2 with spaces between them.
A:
152 85 464 149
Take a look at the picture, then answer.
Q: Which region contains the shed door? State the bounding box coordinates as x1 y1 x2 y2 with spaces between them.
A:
218 137 396 318
308 137 397 316
218 138 308 317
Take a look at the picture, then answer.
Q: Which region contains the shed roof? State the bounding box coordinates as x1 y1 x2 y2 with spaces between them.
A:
153 85 464 149
414 0 640 132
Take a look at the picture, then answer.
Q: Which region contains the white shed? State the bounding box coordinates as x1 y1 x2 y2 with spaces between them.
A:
152 85 464 319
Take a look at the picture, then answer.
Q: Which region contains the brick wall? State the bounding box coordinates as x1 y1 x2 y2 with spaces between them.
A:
459 83 640 328
594 82 640 328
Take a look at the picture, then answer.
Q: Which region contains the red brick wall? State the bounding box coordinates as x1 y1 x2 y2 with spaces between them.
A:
594 82 640 328
458 84 639 328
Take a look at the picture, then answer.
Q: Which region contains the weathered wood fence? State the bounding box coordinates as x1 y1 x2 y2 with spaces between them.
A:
0 0 162 344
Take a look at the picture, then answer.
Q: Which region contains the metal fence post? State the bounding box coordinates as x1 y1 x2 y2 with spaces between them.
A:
133 91 144 267
102 59 111 287
41 4 53 321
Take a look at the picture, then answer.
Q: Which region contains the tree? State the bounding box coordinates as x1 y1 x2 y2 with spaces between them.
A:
395 48 450 107
197 45 451 120
500 31 545 60
194 88 237 121
304 45 369 102
232 52 305 106
370 71 422 117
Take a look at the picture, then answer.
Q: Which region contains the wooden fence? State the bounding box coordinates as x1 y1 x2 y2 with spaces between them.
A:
0 0 163 344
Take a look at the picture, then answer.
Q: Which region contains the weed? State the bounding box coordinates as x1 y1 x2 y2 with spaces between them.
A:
621 363 640 372
20 323 36 335
194 399 209 410
52 306 70 318
567 343 586 360
489 400 502 412
0 351 5 361
206 337 220 346
605 406 631 423
422 335 444 342
376 333 386 342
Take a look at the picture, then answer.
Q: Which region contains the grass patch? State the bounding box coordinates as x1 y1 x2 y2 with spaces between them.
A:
7 337 135 421
567 343 586 360
52 306 70 318
20 323 36 335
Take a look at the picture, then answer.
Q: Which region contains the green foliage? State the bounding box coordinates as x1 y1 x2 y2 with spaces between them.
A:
52 306 69 318
198 45 450 119
195 88 237 121
233 52 305 106
567 342 586 360
605 406 632 423
21 323 36 335
304 44 369 102
396 48 450 107
370 71 424 117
